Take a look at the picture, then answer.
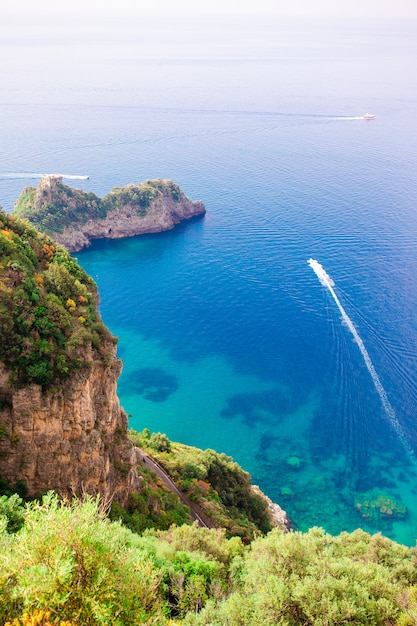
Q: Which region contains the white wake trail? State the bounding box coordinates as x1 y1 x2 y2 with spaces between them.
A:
0 173 89 180
308 258 412 456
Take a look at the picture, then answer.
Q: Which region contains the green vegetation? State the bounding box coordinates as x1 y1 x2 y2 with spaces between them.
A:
109 466 192 534
14 179 105 235
1 492 417 625
0 477 28 499
130 429 272 539
14 178 186 236
0 493 26 533
0 211 112 388
187 527 417 626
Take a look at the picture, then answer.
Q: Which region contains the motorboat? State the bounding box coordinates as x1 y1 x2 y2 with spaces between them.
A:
362 113 375 119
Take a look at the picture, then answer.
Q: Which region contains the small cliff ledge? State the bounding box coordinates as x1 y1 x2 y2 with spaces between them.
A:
252 485 291 531
14 176 206 252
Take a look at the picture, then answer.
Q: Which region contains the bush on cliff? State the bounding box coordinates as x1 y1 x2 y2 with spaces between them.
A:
109 480 191 534
185 527 417 626
0 493 166 625
0 211 112 388
0 493 240 625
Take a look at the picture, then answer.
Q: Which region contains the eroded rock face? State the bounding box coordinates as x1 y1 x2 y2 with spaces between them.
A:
59 194 205 252
0 341 141 503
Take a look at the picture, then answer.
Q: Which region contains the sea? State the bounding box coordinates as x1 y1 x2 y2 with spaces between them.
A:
1 12 417 544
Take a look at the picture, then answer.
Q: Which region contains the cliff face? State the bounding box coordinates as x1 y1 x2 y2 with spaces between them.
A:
0 346 140 502
14 176 206 252
56 181 206 253
0 210 141 502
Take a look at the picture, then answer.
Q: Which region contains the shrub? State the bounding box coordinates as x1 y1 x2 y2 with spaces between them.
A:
0 210 112 388
148 432 172 453
4 609 74 625
188 527 417 626
0 494 25 533
0 493 166 625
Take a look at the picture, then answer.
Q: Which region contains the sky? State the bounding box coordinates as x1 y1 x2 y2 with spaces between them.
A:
3 0 417 18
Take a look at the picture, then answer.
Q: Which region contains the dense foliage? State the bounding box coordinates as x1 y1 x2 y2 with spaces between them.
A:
13 183 105 235
0 211 112 388
1 493 417 625
129 429 272 539
103 179 183 214
188 527 417 626
14 178 186 236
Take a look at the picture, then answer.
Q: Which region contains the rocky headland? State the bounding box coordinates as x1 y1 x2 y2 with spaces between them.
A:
14 175 206 252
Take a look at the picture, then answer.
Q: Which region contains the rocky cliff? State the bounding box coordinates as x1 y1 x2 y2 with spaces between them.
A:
0 211 140 502
0 349 140 502
14 176 206 252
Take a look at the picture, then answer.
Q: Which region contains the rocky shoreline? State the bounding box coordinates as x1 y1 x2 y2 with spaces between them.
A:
252 485 291 531
57 184 206 253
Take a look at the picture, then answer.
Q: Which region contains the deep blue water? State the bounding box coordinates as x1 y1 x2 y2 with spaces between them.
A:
2 14 417 543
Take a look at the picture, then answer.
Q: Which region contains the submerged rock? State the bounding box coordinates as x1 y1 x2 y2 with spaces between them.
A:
355 489 407 521
280 486 295 500
287 455 302 468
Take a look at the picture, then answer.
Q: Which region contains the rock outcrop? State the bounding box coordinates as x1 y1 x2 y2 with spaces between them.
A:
0 346 140 503
252 485 291 531
14 176 206 252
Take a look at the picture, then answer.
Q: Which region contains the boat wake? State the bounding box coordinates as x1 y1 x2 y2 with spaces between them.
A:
0 173 89 180
332 113 375 121
308 258 412 458
332 116 366 120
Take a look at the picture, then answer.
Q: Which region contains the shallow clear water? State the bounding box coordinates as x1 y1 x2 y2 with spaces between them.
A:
2 14 417 543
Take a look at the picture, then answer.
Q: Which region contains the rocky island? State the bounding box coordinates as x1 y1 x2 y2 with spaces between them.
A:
13 175 206 252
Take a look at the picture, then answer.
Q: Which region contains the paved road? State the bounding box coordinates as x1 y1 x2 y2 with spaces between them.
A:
138 448 212 529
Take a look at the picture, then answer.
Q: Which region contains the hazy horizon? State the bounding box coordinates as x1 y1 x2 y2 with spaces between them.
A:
2 0 417 19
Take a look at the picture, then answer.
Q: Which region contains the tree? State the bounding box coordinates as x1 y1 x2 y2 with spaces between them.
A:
148 432 172 453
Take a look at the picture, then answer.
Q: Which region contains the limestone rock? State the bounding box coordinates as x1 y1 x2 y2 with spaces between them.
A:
252 485 291 531
0 342 141 504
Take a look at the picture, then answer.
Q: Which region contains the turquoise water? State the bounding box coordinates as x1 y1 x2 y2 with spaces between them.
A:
2 14 417 543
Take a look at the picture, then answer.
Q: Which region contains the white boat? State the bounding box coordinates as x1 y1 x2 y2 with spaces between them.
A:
362 113 375 119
